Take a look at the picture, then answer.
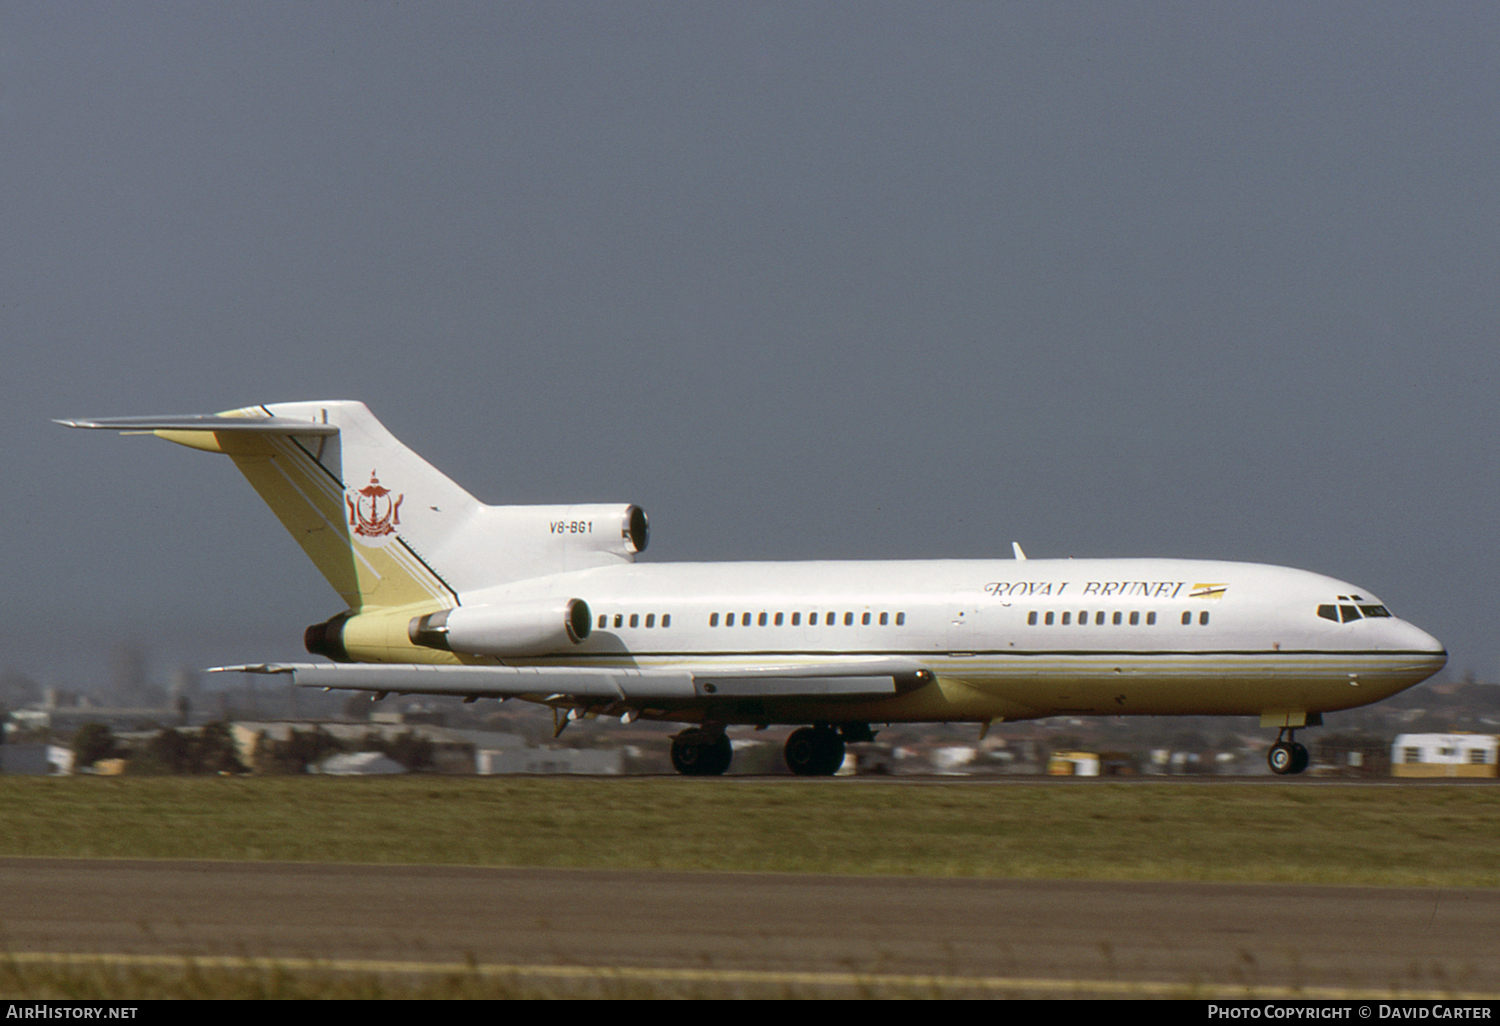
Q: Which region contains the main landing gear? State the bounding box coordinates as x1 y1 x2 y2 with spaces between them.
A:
784 726 843 776
670 725 732 776
783 723 872 776
1267 729 1310 775
668 722 874 777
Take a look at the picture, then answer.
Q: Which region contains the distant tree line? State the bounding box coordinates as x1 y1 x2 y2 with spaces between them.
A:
71 721 434 775
74 721 247 775
252 727 433 774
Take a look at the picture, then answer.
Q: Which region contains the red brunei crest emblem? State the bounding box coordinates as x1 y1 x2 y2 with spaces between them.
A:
346 471 403 546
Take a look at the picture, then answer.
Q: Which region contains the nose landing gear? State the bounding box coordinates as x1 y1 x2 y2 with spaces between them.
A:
1267 729 1310 775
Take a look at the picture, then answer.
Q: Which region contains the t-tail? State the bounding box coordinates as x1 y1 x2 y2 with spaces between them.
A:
57 401 648 661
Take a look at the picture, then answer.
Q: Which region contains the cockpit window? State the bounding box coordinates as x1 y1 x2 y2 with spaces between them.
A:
1318 601 1393 623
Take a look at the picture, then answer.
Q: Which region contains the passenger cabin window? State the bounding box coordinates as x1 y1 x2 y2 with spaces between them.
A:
705 608 905 629
645 614 655 628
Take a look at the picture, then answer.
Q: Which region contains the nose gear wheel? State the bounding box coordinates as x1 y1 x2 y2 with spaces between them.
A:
1267 730 1309 775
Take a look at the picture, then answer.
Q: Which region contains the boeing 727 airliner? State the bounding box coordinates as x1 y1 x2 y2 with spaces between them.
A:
59 401 1447 776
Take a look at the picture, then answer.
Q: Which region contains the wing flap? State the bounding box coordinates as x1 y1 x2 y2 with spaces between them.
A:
693 657 931 698
694 674 900 697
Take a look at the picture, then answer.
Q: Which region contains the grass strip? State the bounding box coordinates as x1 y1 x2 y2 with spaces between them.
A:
0 776 1496 887
7 952 1498 1001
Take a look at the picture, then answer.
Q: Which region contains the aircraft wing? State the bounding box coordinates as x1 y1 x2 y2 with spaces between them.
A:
217 658 933 701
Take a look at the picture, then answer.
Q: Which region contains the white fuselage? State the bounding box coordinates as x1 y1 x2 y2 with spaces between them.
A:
59 401 1447 736
464 557 1447 725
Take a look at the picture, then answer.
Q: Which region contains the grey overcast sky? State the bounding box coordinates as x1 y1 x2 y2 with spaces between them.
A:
4 3 1498 692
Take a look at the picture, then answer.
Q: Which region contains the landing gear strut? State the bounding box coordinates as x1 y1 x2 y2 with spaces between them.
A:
670 726 732 776
1267 729 1310 775
784 724 848 776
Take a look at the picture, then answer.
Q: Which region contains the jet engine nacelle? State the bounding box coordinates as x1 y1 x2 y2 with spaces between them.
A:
537 503 649 558
413 503 648 584
408 599 592 657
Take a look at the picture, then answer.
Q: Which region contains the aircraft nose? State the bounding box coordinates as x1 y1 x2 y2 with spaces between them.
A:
1394 619 1448 660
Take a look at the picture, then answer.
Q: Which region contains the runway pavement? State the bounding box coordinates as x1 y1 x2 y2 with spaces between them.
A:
1 857 1496 997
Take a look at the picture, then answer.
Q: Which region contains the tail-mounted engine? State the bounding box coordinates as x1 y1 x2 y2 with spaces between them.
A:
407 599 592 657
305 612 352 662
413 503 648 585
539 504 648 558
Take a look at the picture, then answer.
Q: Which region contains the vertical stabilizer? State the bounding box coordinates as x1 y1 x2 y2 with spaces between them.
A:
59 401 475 612
59 401 649 615
216 401 475 611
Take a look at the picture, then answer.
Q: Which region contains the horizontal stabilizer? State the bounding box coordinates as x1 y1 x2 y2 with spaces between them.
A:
55 414 338 435
215 657 931 702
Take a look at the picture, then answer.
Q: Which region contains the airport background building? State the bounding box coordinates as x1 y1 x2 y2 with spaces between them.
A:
1390 733 1498 778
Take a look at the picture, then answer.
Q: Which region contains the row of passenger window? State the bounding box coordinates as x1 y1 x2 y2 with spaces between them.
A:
604 604 1384 630
709 611 908 628
598 613 672 629
1028 610 1212 627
